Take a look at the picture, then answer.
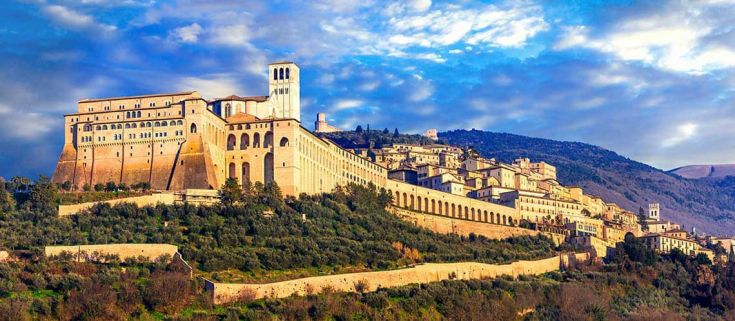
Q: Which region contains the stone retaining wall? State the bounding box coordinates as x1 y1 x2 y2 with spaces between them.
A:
45 244 178 262
58 193 176 216
207 253 589 304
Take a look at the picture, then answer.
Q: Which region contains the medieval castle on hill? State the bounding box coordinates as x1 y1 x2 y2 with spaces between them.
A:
51 61 724 260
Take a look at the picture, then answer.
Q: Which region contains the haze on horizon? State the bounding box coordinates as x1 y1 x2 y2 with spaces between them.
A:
1 0 734 178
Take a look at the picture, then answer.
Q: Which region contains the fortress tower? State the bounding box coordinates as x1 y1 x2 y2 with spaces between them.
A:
268 62 300 121
648 203 660 221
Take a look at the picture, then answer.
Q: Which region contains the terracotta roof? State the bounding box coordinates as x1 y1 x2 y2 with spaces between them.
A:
79 91 197 103
268 61 296 65
226 113 260 123
213 95 268 102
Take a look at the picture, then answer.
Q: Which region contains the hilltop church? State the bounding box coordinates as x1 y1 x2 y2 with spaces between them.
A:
52 61 520 227
52 62 386 196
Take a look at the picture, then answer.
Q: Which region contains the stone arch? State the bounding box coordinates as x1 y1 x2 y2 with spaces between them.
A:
464 206 469 219
451 204 456 217
395 191 401 206
502 215 507 225
471 208 475 221
484 211 488 222
241 162 250 184
190 123 197 133
253 133 261 147
417 196 422 212
240 133 249 149
279 68 284 80
227 134 236 150
286 67 290 79
264 132 273 148
279 137 289 147
410 195 415 210
431 200 436 214
264 153 274 184
424 198 429 212
402 193 408 208
228 162 236 179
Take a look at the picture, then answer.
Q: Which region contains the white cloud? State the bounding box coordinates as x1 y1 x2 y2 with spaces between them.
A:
334 99 364 110
171 23 202 43
662 122 699 148
176 74 244 99
0 105 56 140
209 24 251 46
385 2 548 50
43 5 117 34
555 2 735 74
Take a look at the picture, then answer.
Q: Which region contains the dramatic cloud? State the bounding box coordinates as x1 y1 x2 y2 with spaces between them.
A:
1 0 735 177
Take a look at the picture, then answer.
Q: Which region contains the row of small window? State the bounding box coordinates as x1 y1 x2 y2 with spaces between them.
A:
79 130 183 142
82 120 184 132
275 88 289 95
94 102 169 112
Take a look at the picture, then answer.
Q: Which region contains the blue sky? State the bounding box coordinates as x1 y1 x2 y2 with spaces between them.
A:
1 0 735 178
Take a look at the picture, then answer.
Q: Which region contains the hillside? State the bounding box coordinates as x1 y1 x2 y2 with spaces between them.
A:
670 164 735 179
439 129 735 235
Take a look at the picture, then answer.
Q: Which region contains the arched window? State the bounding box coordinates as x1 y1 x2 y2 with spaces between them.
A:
240 133 249 149
286 68 290 79
125 124 130 129
279 137 289 147
273 68 277 80
225 103 232 118
146 122 152 127
253 133 261 148
190 123 197 133
102 125 108 130
177 120 183 125
132 123 137 128
126 111 131 118
155 122 160 127
263 132 273 148
227 134 236 151
161 121 167 126
279 68 284 80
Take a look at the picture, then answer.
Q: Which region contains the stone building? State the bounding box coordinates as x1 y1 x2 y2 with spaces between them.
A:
53 62 385 196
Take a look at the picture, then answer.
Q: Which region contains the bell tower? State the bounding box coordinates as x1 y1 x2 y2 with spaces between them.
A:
648 203 660 221
268 62 300 121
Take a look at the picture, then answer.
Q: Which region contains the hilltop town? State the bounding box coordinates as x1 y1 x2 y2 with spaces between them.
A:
42 61 732 265
0 61 731 319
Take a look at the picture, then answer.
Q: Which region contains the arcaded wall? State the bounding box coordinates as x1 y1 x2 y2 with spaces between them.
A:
385 180 520 226
57 193 176 216
45 243 178 261
208 253 589 304
392 207 566 245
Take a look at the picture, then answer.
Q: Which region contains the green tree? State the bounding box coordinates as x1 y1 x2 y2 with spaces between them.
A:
118 183 129 191
383 128 389 134
29 176 58 212
0 185 15 211
61 180 72 191
105 182 117 192
356 125 363 133
94 184 105 192
219 178 242 206
82 184 91 192
393 128 400 138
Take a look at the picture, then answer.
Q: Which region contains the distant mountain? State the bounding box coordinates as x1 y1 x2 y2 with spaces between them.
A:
438 130 735 236
669 164 735 179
